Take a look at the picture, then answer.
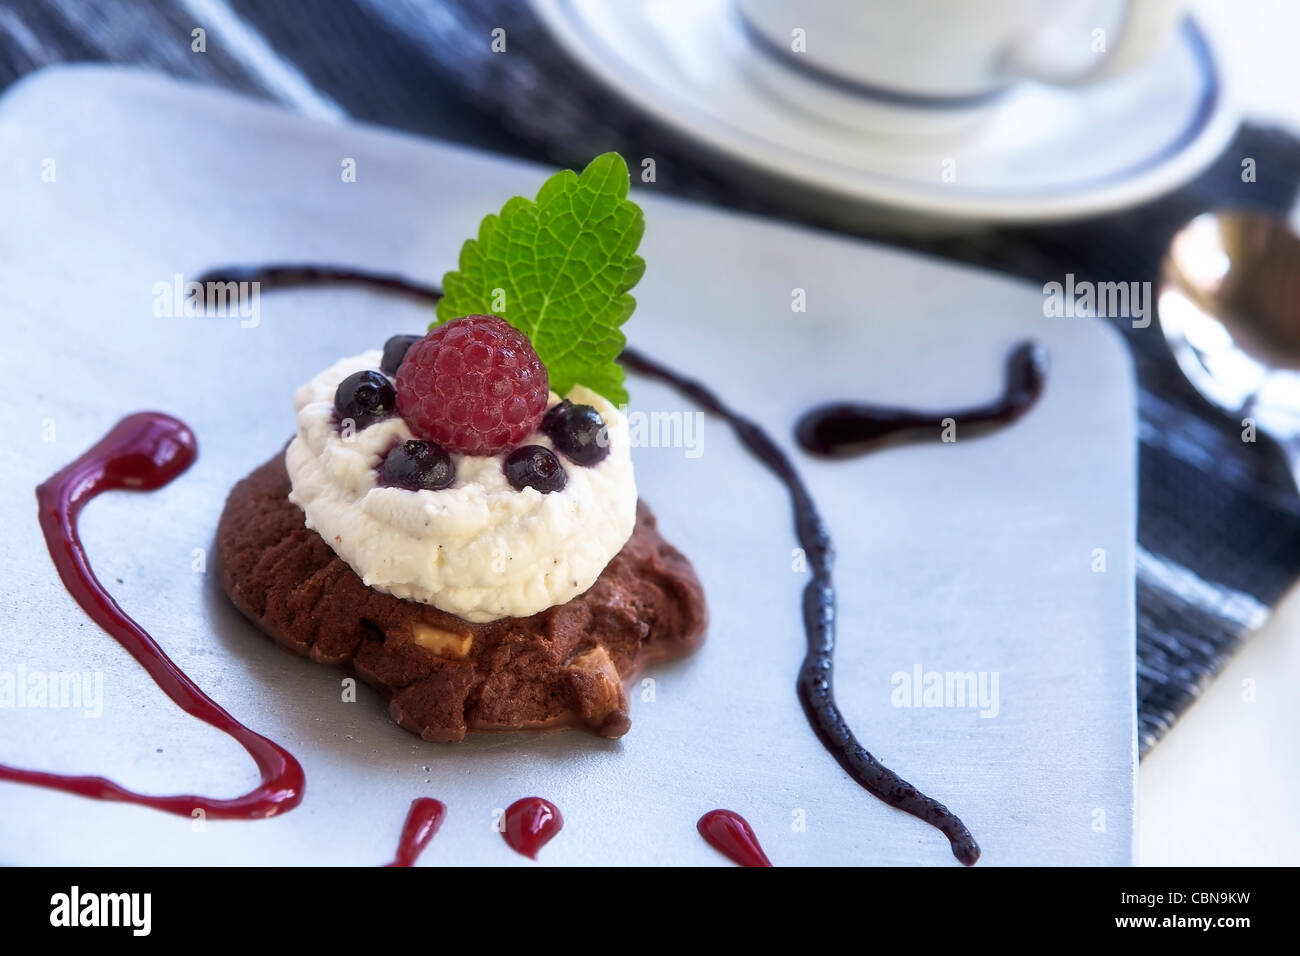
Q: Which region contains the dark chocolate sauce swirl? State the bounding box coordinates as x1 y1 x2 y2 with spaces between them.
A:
207 263 444 302
198 262 990 865
618 349 981 866
796 341 1048 457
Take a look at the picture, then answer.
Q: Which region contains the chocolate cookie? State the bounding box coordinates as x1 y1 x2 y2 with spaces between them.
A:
217 453 707 741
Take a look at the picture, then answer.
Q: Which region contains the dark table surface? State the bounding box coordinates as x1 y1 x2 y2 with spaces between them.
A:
5 0 1299 755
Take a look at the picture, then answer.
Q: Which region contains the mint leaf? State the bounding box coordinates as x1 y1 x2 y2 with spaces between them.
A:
435 152 645 405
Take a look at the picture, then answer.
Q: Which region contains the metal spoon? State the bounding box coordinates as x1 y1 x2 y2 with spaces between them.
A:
1158 209 1300 491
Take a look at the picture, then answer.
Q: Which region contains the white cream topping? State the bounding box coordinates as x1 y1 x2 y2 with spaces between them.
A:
285 350 637 623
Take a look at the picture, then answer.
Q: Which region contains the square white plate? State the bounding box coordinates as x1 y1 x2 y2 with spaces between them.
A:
0 66 1135 865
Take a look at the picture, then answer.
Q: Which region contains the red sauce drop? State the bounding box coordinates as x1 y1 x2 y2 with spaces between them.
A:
0 412 305 819
697 809 773 867
385 798 447 867
502 797 563 859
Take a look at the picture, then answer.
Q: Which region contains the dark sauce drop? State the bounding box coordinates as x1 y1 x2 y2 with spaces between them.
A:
195 263 1036 866
0 412 305 819
385 798 447 867
796 341 1048 457
697 809 773 867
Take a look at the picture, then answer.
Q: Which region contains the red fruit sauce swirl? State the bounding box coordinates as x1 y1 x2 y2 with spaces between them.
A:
0 412 304 819
697 810 773 867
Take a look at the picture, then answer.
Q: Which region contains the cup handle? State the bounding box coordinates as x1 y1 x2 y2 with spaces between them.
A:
1005 0 1184 87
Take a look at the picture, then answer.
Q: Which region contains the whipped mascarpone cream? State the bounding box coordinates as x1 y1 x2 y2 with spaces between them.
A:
285 349 637 622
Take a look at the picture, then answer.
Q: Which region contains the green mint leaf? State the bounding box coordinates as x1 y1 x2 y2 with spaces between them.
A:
435 152 645 406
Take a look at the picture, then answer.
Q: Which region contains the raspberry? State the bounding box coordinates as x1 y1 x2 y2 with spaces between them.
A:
395 315 549 456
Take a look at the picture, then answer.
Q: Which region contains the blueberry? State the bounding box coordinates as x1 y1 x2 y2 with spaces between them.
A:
381 440 455 491
503 445 566 493
541 400 610 466
335 370 396 430
380 334 422 376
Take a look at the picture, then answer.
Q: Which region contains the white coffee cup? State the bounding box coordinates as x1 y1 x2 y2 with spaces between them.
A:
736 0 1185 130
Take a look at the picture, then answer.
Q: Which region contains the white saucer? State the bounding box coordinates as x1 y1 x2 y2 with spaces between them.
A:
532 0 1239 228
